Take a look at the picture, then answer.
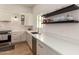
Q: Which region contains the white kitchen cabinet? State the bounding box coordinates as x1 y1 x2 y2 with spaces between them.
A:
12 31 26 43
37 40 60 55
24 13 33 26
26 32 32 49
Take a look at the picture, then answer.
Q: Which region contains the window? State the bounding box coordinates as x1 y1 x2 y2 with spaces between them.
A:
37 15 43 28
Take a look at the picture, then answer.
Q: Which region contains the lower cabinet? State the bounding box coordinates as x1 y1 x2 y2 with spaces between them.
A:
26 32 32 50
12 31 26 43
26 32 60 55
37 40 60 55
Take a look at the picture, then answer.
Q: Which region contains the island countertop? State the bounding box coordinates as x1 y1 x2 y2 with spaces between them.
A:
26 29 79 55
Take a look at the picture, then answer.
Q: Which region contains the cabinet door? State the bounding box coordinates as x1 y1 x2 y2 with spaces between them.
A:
24 13 33 26
37 40 60 55
12 32 20 43
12 31 26 43
26 32 32 49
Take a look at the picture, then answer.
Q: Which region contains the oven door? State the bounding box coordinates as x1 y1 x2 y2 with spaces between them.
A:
0 33 11 43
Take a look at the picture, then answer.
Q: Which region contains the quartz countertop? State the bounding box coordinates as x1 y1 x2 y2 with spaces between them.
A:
26 29 79 55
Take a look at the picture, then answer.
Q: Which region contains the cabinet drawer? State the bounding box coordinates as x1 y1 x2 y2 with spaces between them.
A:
37 40 60 55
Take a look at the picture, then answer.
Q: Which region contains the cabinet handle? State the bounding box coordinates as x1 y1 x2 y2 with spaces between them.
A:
38 44 43 48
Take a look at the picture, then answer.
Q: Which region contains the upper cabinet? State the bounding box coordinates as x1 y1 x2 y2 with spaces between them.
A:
42 4 79 18
24 13 33 26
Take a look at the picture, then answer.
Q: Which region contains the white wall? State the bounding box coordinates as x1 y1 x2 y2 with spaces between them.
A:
0 4 32 31
33 4 79 44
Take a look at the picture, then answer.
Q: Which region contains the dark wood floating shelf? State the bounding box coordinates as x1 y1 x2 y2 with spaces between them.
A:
42 4 79 17
42 20 79 24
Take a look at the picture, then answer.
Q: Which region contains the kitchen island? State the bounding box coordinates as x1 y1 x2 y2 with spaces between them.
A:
26 29 79 55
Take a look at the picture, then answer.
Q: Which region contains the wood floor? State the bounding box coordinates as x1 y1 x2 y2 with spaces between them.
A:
0 42 32 55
